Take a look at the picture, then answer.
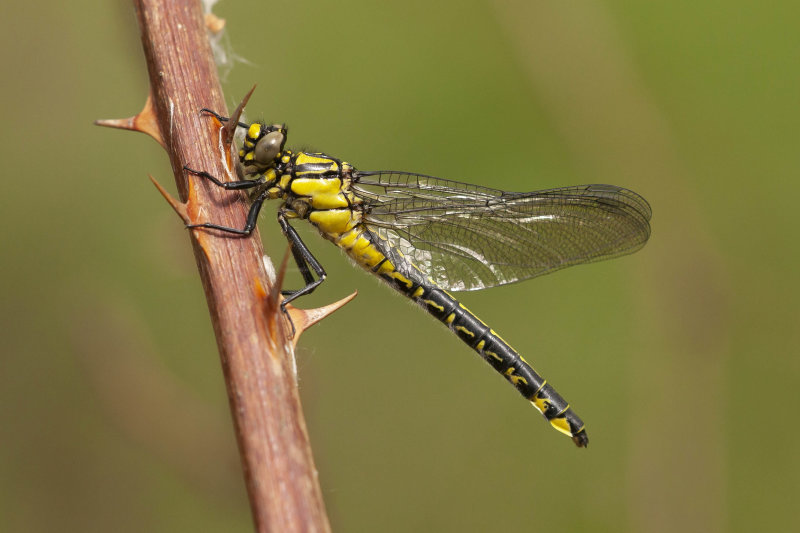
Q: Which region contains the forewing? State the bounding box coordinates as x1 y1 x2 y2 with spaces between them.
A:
353 171 652 291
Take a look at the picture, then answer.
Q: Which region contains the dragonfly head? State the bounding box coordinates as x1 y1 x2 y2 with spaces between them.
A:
238 122 288 175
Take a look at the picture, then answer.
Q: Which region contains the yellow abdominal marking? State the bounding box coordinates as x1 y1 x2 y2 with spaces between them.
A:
484 350 502 363
424 300 444 312
454 326 475 338
549 417 574 436
531 395 551 415
349 234 372 254
376 260 396 275
504 367 528 386
387 271 413 288
347 236 386 269
336 228 360 249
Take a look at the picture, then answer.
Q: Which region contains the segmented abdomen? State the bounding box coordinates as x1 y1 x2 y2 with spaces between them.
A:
332 225 588 447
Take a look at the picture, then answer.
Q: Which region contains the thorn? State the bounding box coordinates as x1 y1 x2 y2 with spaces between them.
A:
285 291 357 349
149 174 188 223
95 93 165 148
253 276 287 347
257 250 357 345
224 85 257 145
270 245 292 310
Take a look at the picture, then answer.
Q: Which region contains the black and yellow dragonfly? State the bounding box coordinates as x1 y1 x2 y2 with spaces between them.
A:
185 110 652 447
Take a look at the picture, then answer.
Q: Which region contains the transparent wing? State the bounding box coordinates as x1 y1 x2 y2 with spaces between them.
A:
353 171 652 291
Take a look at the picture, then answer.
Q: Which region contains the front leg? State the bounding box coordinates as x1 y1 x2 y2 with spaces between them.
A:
185 165 266 190
184 166 268 235
199 108 250 129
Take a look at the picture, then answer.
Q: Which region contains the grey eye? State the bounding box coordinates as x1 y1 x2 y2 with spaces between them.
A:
254 131 284 164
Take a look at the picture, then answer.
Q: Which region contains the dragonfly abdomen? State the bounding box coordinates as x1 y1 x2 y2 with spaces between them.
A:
340 227 589 447
415 282 588 447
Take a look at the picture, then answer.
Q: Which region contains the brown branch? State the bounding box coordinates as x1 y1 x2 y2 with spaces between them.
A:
96 1 344 531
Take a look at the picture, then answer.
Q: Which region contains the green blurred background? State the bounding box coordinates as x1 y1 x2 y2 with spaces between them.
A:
2 0 798 531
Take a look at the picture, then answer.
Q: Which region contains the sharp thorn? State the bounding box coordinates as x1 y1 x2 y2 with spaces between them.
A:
95 93 164 148
271 245 292 309
224 85 257 143
149 174 188 223
286 291 357 348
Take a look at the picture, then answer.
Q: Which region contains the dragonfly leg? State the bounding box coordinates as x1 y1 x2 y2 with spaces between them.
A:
185 169 270 235
284 236 317 292
277 211 327 305
184 165 266 190
199 108 249 129
276 211 328 337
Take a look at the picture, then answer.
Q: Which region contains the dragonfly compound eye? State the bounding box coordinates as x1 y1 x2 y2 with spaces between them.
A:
254 130 285 165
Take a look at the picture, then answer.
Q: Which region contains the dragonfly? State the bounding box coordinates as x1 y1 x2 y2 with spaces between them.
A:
185 110 652 447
